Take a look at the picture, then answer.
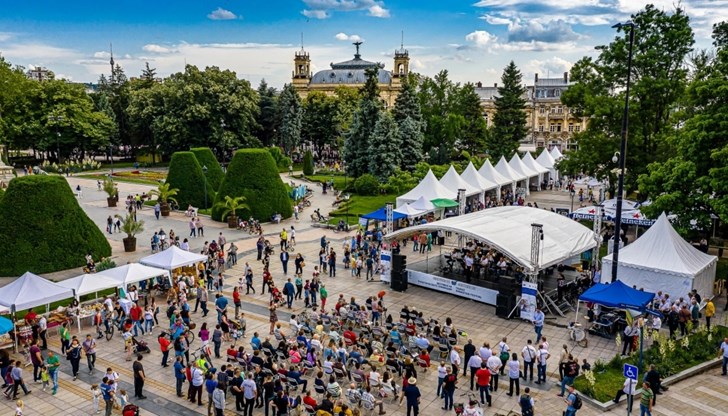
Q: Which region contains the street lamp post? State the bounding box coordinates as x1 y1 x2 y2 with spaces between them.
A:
344 194 350 229
610 21 635 283
50 115 64 163
570 189 575 212
109 144 114 177
202 165 208 209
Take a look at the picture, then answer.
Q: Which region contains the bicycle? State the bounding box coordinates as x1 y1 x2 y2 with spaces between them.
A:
105 319 123 341
568 321 588 347
169 201 179 212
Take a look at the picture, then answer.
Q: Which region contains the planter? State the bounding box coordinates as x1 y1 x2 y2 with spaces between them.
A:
160 202 170 217
107 197 117 208
122 237 137 252
227 215 238 228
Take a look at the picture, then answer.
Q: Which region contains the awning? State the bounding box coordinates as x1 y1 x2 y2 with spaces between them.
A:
361 207 407 221
139 246 207 270
431 198 459 208
578 280 655 311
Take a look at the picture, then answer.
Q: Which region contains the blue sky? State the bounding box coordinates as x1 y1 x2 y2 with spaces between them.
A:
1 1 725 88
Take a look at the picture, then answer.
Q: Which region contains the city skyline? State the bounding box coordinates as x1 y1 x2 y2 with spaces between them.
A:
1 0 725 88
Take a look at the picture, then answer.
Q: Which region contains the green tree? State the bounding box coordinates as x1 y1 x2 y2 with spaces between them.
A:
417 70 458 163
190 147 224 191
303 150 314 175
490 61 528 160
277 83 303 153
392 80 425 170
165 152 211 208
453 83 488 155
0 175 111 276
302 91 339 152
256 80 278 147
368 112 401 181
344 68 382 177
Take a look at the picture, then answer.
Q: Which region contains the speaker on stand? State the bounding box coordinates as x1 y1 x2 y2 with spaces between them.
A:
496 293 516 318
391 254 408 292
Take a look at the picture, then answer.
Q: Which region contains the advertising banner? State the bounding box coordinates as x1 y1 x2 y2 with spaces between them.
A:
407 270 498 305
520 281 538 321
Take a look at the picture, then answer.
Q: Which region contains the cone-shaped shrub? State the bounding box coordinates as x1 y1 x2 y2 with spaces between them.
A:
190 147 224 191
212 149 292 222
165 151 215 209
0 175 111 276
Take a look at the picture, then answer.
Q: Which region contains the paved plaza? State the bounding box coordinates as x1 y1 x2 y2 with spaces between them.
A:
0 172 725 416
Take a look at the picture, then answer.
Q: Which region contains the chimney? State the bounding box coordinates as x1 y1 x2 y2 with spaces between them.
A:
494 83 497 88
534 73 539 83
564 72 568 83
476 81 482 88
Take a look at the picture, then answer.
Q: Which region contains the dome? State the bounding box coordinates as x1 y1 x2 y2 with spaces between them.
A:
310 68 392 85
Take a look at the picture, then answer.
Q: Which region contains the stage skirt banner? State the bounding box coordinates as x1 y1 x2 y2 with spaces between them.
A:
520 281 538 321
407 270 498 305
380 250 392 282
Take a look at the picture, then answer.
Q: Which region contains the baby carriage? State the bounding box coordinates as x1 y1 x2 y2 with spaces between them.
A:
123 404 140 416
270 287 285 307
132 336 151 354
228 318 246 346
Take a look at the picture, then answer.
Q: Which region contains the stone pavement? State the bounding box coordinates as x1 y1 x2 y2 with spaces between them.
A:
0 172 725 415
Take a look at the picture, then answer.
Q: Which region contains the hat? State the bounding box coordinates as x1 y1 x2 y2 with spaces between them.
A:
408 377 417 385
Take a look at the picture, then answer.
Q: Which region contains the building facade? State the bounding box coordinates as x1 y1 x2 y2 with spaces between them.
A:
475 72 587 151
291 41 409 108
26 66 54 81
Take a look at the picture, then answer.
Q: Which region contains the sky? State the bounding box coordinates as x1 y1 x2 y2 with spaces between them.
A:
1 0 726 88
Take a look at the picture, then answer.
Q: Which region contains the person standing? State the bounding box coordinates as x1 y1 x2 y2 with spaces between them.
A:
640 381 654 416
521 340 536 382
68 338 82 380
441 367 457 411
519 387 535 416
189 362 204 405
132 354 146 400
328 250 337 277
174 356 186 397
559 355 578 397
100 377 114 416
532 308 544 345
233 287 242 319
9 360 31 399
720 337 728 376
474 362 491 407
506 353 521 397
705 298 715 330
284 278 295 309
46 351 60 395
486 351 502 392
82 334 97 374
535 344 549 385
38 316 48 350
564 384 579 416
212 382 226 416
466 351 482 390
280 250 290 275
189 218 196 237
242 372 257 416
449 346 461 376
399 376 421 416
29 341 42 383
463 339 476 377
218 232 226 251
59 321 71 355
558 344 569 381
159 332 171 367
612 377 637 412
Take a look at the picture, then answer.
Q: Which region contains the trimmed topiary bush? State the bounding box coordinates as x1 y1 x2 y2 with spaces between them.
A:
354 174 380 196
267 147 292 171
0 175 111 276
190 147 224 192
212 149 293 222
303 150 314 176
165 152 215 209
0 187 4 203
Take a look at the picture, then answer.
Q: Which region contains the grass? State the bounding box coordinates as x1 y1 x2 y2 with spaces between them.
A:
328 193 396 225
277 162 303 173
304 175 352 192
77 173 162 186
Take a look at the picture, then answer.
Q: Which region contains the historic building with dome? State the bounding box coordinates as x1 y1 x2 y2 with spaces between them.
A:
291 41 409 108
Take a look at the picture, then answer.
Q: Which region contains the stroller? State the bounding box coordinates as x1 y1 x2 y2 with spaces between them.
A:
228 318 246 346
132 336 151 354
123 404 140 416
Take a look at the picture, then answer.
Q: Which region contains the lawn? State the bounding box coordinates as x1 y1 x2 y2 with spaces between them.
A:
78 172 164 186
328 193 396 225
302 174 352 192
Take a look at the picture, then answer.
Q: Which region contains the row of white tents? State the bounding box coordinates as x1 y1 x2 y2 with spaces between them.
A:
396 147 563 208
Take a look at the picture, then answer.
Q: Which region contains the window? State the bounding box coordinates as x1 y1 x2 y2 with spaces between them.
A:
539 106 546 115
568 124 574 132
575 125 581 132
552 106 563 114
538 125 544 132
550 124 562 133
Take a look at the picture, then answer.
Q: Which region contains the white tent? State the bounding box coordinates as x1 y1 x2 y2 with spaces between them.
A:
98 263 171 288
396 169 455 208
58 274 120 299
0 272 75 313
139 246 207 270
602 213 717 300
394 204 426 217
509 154 540 193
438 165 480 198
522 152 550 188
536 148 559 181
550 146 564 160
461 162 498 203
496 156 528 196
478 159 514 194
385 206 596 271
409 196 437 213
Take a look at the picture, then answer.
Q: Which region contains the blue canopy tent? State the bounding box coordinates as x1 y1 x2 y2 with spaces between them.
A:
361 207 407 222
578 280 655 311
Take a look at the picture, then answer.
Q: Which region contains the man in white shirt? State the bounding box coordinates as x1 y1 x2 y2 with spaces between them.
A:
449 348 462 376
535 345 549 384
479 343 492 361
521 340 537 382
613 377 638 412
467 354 482 390
486 354 502 392
38 315 48 350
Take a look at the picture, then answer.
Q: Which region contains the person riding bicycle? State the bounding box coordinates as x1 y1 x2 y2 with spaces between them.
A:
314 208 325 222
337 220 346 232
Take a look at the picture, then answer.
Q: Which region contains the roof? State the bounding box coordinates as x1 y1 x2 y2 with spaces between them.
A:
536 148 556 169
602 213 717 276
361 207 406 221
57 273 120 298
579 280 655 311
330 55 383 70
496 156 527 182
385 206 597 271
461 162 498 192
522 152 549 174
509 154 539 179
439 165 481 197
98 263 171 285
550 147 564 160
396 170 456 208
0 272 75 312
139 246 207 270
478 159 514 187
310 68 392 85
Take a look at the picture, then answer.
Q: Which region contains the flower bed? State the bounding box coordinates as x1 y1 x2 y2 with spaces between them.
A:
112 170 166 182
574 323 728 403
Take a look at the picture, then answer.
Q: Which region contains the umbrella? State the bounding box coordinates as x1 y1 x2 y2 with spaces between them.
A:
0 316 13 335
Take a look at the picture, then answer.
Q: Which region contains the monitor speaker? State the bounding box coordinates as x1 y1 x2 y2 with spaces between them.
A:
392 254 407 273
495 293 516 318
391 270 408 292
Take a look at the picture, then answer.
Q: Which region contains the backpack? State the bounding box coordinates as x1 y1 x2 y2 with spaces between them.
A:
167 306 175 319
282 286 289 296
572 393 582 409
499 351 510 363
4 367 14 385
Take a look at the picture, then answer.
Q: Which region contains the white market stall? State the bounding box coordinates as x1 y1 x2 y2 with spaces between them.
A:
57 273 120 332
409 196 437 214
139 246 206 271
521 152 550 187
509 154 540 192
394 204 426 218
461 162 498 204
438 165 481 201
98 263 171 287
495 156 528 196
602 213 717 300
536 148 559 182
550 146 564 160
395 169 455 208
0 272 75 351
479 159 514 196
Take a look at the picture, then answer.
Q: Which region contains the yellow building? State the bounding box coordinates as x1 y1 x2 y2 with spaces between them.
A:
292 41 409 108
475 72 587 151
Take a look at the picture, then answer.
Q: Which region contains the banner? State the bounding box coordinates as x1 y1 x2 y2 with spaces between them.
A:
407 270 498 305
379 250 391 282
520 281 538 321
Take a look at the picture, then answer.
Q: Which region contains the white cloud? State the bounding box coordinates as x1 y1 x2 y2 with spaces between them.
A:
0 32 14 42
302 9 330 19
507 19 583 43
142 44 176 54
480 14 512 25
334 33 362 42
207 7 238 21
524 57 574 78
0 42 82 61
465 30 499 49
93 51 111 59
368 5 390 18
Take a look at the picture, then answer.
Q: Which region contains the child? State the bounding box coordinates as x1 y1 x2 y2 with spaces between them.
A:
118 388 129 408
91 384 101 414
15 399 24 416
40 365 49 392
144 307 154 333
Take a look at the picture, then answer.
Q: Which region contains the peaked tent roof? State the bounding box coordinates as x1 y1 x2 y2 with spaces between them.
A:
361 207 407 221
396 169 455 208
393 204 426 217
57 273 120 299
98 263 171 285
496 156 527 182
536 148 557 169
602 213 717 276
139 246 207 270
522 152 549 174
461 162 498 192
0 272 75 312
550 146 564 160
439 165 481 197
410 196 436 212
509 154 539 178
478 159 513 187
579 280 655 311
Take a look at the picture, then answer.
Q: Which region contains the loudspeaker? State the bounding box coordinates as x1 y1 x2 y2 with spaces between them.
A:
391 270 408 292
495 293 516 318
392 254 407 273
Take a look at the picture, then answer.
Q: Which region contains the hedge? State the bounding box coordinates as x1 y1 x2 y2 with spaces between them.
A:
211 149 293 222
303 150 314 176
355 174 380 195
0 187 4 203
190 147 224 192
0 175 111 276
165 152 215 209
267 147 292 171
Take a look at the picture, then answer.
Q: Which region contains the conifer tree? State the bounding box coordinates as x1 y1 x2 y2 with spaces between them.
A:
368 112 401 181
277 83 302 153
393 79 424 170
344 67 382 177
490 61 528 159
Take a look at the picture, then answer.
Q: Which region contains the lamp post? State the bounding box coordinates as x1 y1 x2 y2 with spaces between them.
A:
610 21 635 283
202 165 208 209
109 144 114 177
570 189 575 213
50 114 64 163
344 194 350 229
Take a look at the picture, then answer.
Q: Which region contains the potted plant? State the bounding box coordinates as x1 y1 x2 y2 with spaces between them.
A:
214 195 249 228
102 178 117 207
148 182 179 217
115 213 144 252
